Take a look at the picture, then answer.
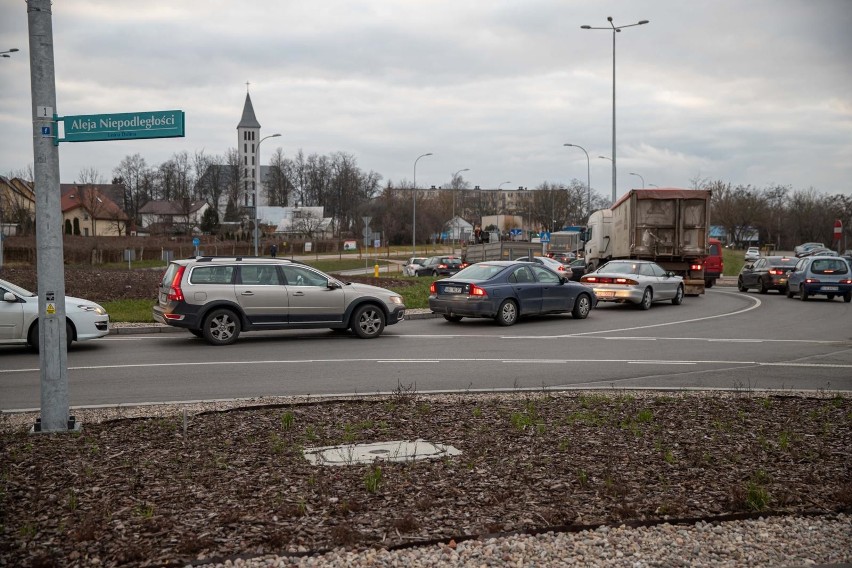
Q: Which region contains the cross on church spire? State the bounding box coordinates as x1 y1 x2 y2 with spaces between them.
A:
246 81 250 93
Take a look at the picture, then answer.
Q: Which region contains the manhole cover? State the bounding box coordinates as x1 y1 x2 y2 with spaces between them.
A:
303 439 461 465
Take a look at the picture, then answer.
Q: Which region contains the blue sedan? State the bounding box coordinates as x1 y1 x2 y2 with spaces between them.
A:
428 261 596 326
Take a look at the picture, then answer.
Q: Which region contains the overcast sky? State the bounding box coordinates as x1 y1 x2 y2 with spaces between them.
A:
2 0 851 202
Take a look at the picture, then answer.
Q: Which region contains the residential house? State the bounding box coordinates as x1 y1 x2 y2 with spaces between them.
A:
0 176 36 235
61 185 129 237
139 199 210 235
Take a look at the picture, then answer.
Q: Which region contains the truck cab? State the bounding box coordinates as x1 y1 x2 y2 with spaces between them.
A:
583 209 612 272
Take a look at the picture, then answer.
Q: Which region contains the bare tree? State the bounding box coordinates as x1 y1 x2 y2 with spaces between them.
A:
112 154 150 226
75 167 104 185
266 147 290 206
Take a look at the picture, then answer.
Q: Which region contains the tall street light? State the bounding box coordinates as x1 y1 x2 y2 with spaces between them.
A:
451 168 469 254
581 16 649 204
498 181 511 190
254 133 281 256
564 143 591 218
413 153 433 256
1 48 20 58
629 172 645 188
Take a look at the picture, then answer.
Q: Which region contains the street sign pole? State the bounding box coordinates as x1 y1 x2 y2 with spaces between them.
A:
28 0 72 433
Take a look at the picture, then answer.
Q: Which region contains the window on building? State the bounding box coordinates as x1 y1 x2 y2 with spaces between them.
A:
251 144 255 153
244 143 247 153
244 156 247 165
251 157 255 165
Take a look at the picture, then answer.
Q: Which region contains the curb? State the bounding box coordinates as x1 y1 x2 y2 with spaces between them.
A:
109 310 440 335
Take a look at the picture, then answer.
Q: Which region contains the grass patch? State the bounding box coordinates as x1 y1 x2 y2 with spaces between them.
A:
102 299 157 322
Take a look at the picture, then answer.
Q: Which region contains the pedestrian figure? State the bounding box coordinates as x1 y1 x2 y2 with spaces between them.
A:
270 243 278 258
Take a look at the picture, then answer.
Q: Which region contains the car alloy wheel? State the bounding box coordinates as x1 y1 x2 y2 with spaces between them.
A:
737 278 748 292
639 287 653 310
202 309 241 346
27 320 74 352
496 299 518 326
799 285 808 301
572 294 591 319
351 304 385 338
672 285 684 305
758 278 768 294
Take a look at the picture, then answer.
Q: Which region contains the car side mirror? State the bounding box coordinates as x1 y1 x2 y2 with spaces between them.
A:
666 271 676 278
3 292 16 302
788 267 796 273
744 263 753 269
328 281 342 289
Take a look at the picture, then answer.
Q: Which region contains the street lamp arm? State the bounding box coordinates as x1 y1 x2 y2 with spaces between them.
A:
253 132 283 256
564 143 591 216
412 153 434 256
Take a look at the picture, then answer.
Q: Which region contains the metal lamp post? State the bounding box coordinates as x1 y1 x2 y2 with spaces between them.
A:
254 133 281 256
451 168 469 254
581 16 649 204
564 143 591 218
413 153 433 257
629 172 645 188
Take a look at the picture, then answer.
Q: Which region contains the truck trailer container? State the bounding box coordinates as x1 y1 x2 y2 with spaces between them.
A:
584 188 711 295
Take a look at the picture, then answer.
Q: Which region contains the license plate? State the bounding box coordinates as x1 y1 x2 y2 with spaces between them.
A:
443 286 463 294
821 286 839 291
597 291 615 298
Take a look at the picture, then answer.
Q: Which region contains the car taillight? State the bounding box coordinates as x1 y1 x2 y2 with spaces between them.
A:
804 278 820 284
769 269 784 275
582 276 597 283
557 266 566 271
438 264 447 269
167 266 186 301
840 279 852 284
469 284 488 297
614 277 638 285
690 264 703 271
429 282 436 294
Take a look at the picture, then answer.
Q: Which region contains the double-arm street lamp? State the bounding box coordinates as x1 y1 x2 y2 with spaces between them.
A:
451 168 469 254
581 16 649 204
254 133 281 256
564 143 591 217
413 153 433 256
1 48 19 58
629 172 645 188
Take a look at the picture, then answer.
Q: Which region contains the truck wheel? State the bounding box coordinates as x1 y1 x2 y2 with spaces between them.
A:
495 299 518 326
572 294 591 319
351 304 385 338
737 278 748 292
202 309 241 345
758 278 768 294
639 288 653 310
672 285 684 305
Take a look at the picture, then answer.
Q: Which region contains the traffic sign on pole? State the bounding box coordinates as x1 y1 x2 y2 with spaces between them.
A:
834 219 842 242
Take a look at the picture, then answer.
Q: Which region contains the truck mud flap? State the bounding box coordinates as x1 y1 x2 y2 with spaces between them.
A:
684 279 705 296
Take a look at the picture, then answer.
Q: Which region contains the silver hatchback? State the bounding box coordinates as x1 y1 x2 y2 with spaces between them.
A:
153 257 405 345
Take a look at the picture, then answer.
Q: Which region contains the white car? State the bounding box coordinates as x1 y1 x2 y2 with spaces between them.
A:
0 278 110 350
514 255 570 276
744 247 760 261
402 257 428 277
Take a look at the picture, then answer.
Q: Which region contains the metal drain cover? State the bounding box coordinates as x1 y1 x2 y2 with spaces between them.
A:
303 439 461 465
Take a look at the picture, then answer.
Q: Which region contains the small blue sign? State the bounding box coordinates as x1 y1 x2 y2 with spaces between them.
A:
192 237 200 247
510 228 523 236
41 126 51 136
540 231 551 243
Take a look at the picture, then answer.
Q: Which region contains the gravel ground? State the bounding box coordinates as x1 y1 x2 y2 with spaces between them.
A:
2 391 850 567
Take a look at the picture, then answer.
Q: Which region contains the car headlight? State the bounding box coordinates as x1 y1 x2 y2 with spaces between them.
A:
78 304 107 315
389 295 404 305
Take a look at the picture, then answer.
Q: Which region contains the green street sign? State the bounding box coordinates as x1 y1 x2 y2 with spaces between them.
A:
59 110 185 143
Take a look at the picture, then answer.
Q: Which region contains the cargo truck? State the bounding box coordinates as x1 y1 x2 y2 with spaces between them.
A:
583 188 711 295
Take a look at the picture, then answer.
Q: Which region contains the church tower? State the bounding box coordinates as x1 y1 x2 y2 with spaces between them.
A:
237 88 261 208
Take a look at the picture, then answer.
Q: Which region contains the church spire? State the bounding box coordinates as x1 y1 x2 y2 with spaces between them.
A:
238 91 261 129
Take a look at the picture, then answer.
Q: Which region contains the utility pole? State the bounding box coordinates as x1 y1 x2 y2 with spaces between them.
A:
28 0 73 432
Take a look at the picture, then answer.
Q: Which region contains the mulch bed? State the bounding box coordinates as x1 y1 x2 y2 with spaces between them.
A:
1 392 850 567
